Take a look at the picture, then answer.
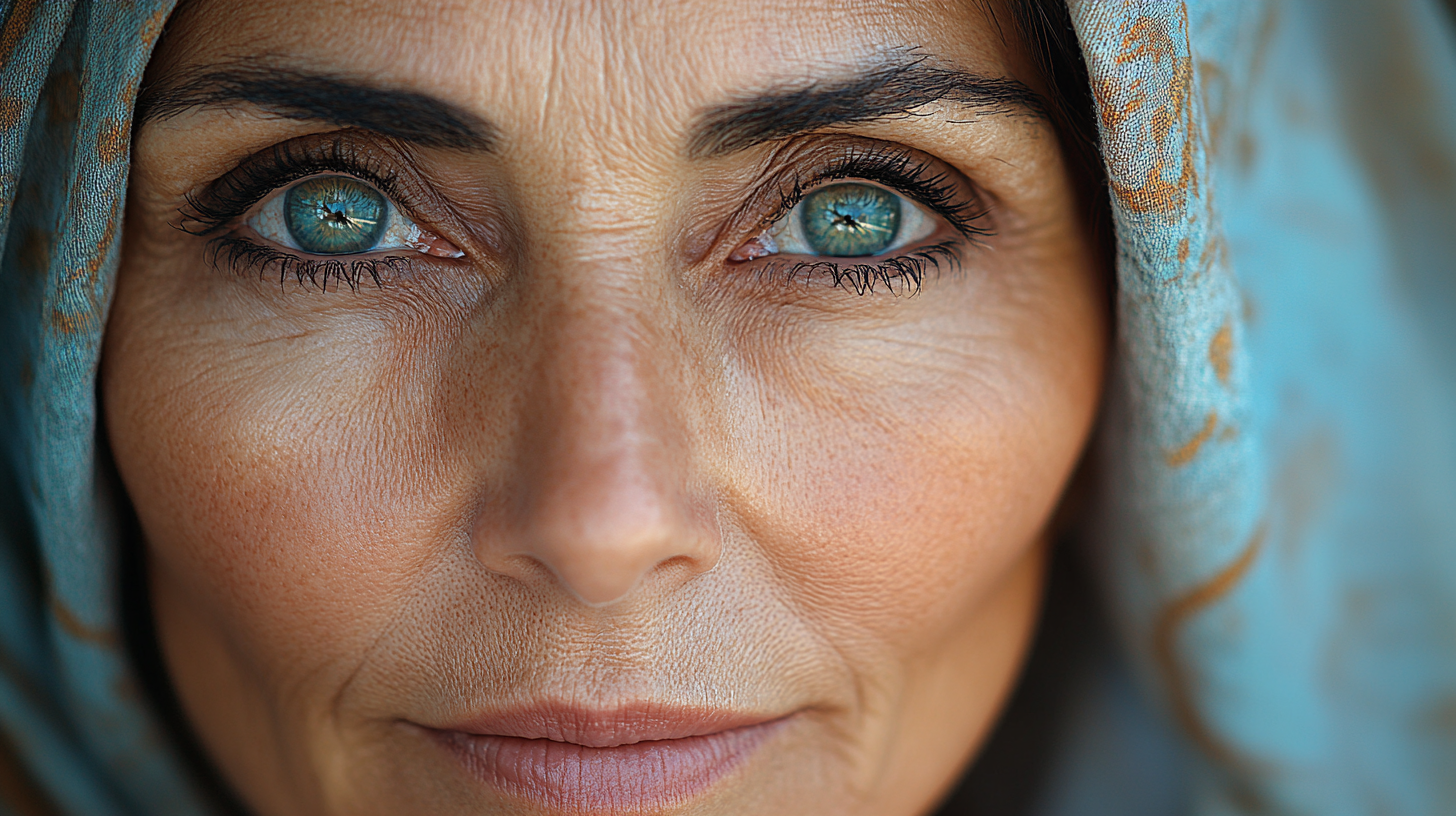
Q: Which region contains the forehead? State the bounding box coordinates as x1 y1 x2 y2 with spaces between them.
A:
156 0 1015 137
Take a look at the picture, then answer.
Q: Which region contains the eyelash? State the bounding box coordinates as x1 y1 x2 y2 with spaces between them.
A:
181 139 989 296
179 137 423 291
751 145 991 296
182 138 404 233
205 236 412 291
755 240 961 297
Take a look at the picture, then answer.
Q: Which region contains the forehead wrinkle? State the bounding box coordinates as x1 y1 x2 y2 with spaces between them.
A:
539 1 708 155
507 1 670 166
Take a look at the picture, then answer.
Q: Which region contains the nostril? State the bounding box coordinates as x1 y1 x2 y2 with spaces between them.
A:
539 551 670 608
525 501 716 606
471 467 721 607
474 527 717 607
470 305 716 606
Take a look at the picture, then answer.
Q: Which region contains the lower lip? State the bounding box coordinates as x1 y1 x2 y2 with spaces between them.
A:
432 719 786 813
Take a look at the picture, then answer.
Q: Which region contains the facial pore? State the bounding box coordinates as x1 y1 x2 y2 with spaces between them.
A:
104 1 1107 814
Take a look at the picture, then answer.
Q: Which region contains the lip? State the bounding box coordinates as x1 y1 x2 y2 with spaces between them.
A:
422 704 790 813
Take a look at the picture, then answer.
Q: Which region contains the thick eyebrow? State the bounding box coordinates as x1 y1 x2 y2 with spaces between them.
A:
135 63 497 152
688 57 1047 159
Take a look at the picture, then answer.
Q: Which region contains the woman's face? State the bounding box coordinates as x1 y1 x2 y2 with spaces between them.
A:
104 1 1105 814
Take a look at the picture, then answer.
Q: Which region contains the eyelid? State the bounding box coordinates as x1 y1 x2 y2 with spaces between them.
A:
721 140 991 265
725 139 993 257
176 131 471 253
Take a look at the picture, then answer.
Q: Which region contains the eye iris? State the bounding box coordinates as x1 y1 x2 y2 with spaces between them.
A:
283 176 387 255
800 183 901 257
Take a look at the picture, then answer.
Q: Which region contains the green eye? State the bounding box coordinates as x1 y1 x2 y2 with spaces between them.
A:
246 174 462 260
283 176 387 255
763 181 937 261
799 183 901 257
244 174 465 269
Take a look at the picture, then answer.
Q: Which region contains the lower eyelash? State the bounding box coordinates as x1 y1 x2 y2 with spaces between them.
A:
207 236 414 292
754 240 961 297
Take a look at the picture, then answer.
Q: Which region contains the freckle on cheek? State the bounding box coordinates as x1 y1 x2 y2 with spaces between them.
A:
748 429 1023 644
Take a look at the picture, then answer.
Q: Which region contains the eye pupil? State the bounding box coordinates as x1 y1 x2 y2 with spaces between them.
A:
284 176 387 255
801 183 901 257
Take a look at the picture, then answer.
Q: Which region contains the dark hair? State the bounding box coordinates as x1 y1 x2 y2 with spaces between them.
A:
1008 0 1110 258
1010 1 1101 169
956 0 1112 285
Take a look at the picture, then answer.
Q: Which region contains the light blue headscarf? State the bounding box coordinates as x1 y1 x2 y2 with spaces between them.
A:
1044 2 1456 815
1 1 1453 814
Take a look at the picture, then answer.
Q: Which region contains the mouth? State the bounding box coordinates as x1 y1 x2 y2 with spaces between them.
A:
419 704 792 813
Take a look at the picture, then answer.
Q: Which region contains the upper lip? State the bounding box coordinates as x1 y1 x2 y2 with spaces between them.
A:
433 703 783 748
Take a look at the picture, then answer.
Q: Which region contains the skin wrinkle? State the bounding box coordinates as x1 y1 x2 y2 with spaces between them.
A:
103 1 1106 815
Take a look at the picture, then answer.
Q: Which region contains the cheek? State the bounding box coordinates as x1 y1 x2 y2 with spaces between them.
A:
725 359 1075 662
717 276 1103 663
102 289 487 696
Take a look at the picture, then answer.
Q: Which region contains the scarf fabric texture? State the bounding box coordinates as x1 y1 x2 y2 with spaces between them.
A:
1 1 1454 814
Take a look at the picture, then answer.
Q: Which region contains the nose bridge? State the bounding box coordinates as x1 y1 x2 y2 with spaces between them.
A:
478 274 716 606
535 296 669 502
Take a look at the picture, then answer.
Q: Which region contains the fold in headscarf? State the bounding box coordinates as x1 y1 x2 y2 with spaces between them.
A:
1049 2 1456 814
1 1 1454 814
0 1 209 814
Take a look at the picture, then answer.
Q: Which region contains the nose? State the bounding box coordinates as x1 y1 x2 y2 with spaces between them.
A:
473 298 719 606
